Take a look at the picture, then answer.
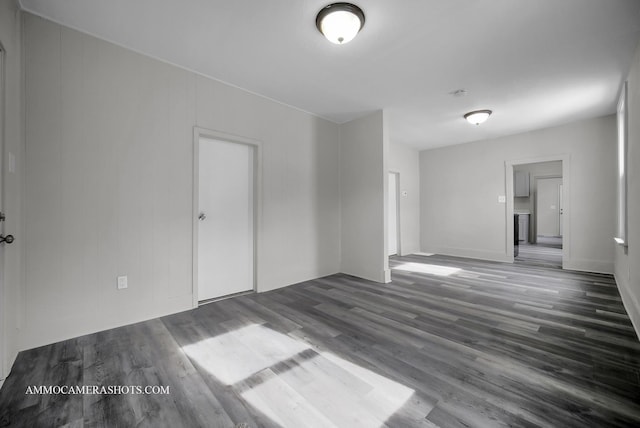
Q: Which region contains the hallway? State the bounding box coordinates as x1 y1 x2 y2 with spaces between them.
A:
516 236 563 269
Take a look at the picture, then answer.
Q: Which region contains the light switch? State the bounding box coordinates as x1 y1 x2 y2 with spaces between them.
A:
117 275 128 290
498 195 506 203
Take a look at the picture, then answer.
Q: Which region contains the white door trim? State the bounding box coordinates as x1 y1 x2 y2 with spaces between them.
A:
192 127 262 307
0 43 6 381
505 154 570 268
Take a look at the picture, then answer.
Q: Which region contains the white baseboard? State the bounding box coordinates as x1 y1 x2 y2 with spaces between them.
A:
563 259 614 275
340 267 389 284
615 272 640 341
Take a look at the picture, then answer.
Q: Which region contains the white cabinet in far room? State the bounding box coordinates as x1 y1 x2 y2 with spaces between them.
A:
514 171 530 197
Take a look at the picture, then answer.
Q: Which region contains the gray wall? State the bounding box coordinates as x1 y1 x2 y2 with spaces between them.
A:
420 115 616 273
0 0 24 378
340 111 389 283
615 39 640 338
20 13 341 350
389 143 420 255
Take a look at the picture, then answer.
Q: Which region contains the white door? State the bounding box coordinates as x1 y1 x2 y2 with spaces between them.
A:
388 172 399 256
537 177 562 236
198 137 254 301
559 184 564 236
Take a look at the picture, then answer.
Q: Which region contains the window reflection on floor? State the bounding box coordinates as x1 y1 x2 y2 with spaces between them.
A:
392 262 461 277
182 324 310 385
183 323 415 427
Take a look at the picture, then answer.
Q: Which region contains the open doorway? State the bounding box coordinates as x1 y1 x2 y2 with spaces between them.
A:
513 161 563 269
387 172 400 257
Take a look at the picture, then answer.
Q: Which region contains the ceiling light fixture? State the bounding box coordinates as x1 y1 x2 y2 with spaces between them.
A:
316 3 365 44
464 110 492 125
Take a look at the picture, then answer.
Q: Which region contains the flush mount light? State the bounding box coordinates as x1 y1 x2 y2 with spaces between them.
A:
464 109 492 125
316 3 365 44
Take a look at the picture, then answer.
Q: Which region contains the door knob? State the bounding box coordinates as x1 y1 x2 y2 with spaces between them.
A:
199 213 206 221
0 234 14 244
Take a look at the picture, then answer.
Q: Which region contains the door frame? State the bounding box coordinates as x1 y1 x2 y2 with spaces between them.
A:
388 171 401 256
0 43 6 381
192 127 262 307
505 154 570 267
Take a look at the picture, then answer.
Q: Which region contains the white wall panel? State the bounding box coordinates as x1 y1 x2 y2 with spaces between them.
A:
22 13 340 349
615 39 640 339
339 111 389 283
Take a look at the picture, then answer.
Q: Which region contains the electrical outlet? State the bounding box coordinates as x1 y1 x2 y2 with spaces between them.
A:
117 275 128 290
498 195 506 203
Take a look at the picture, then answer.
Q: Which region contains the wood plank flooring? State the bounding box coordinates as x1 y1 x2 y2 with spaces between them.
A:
1 254 639 427
516 236 563 269
516 242 563 269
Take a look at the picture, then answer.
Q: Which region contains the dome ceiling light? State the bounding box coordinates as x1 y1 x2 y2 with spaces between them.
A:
316 3 365 44
464 110 492 125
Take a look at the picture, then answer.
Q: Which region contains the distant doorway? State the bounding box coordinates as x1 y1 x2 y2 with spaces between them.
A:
512 161 564 269
387 172 400 256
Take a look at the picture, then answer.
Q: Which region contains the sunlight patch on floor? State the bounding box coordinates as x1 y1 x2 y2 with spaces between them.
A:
241 353 414 427
183 323 415 427
182 323 310 385
393 262 461 276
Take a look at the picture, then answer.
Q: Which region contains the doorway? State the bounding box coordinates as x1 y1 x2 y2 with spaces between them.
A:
511 161 564 269
388 172 400 256
196 135 256 302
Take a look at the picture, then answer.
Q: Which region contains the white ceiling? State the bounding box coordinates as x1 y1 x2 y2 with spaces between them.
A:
18 0 640 150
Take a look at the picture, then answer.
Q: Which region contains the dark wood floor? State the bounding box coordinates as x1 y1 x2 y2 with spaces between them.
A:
516 239 563 269
1 254 639 427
